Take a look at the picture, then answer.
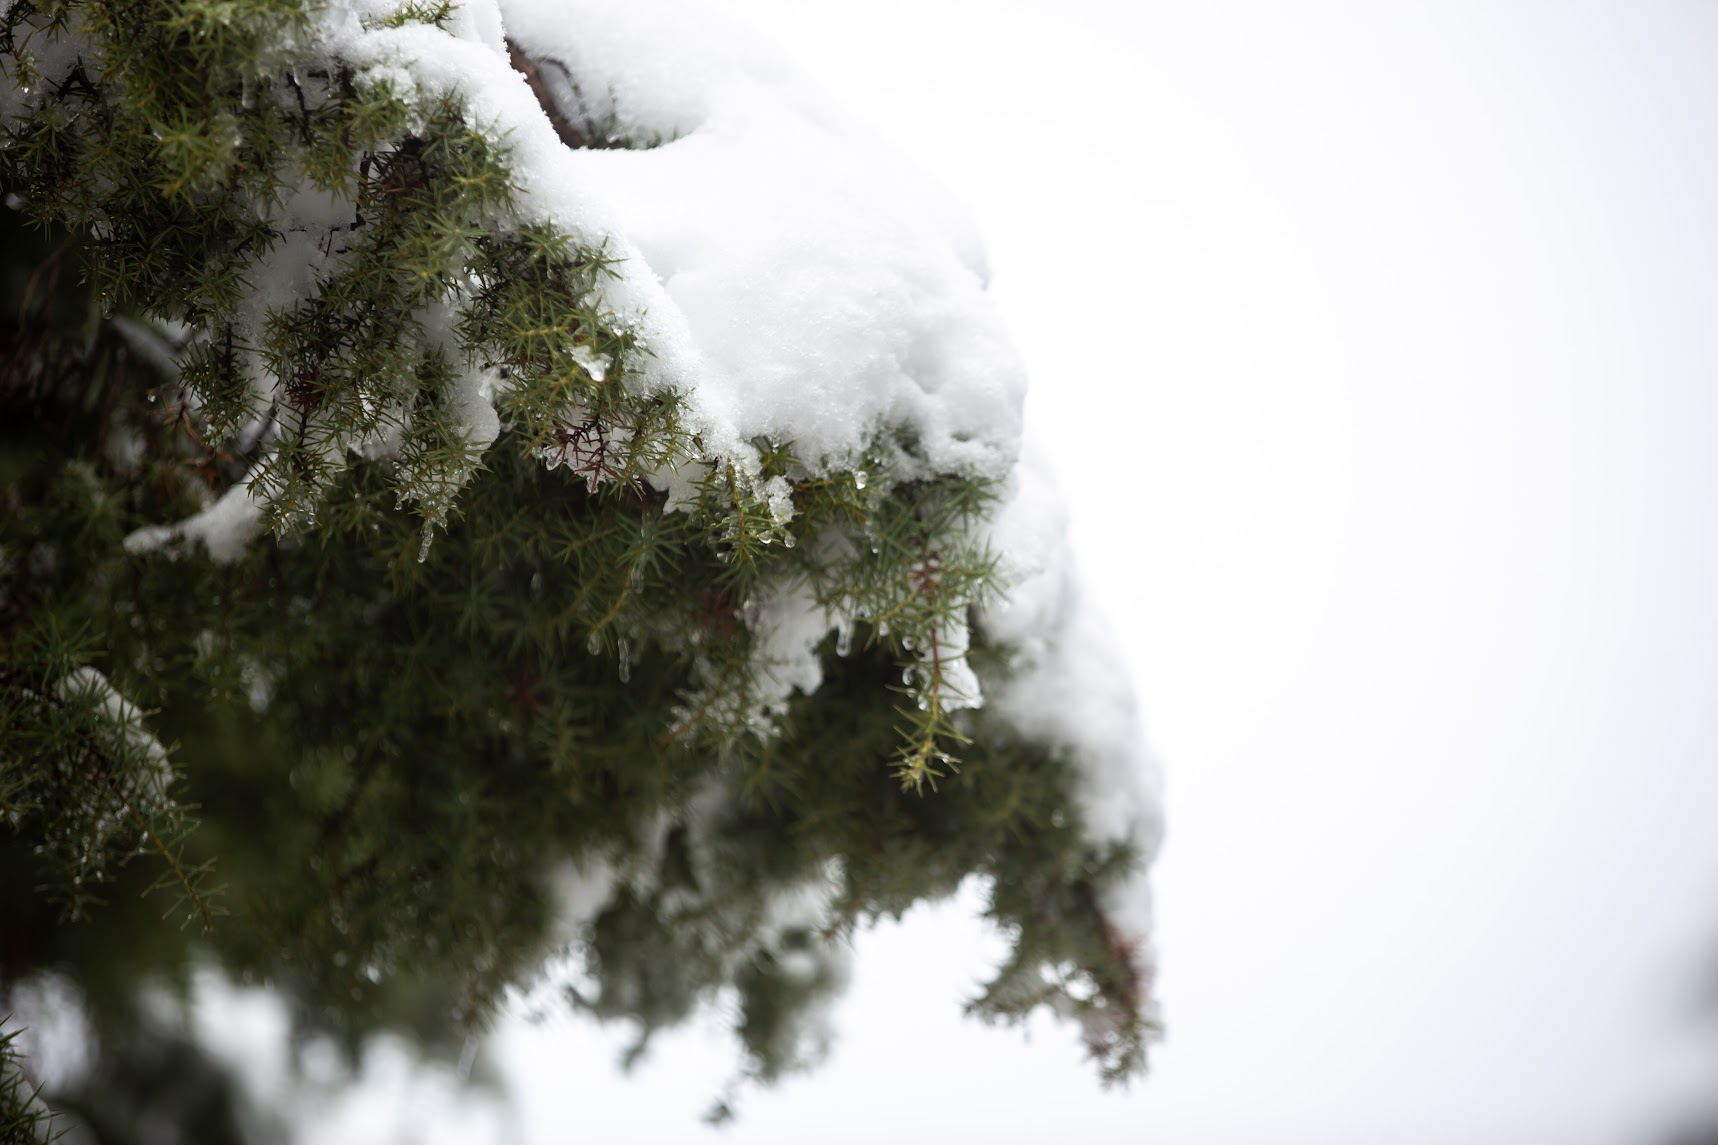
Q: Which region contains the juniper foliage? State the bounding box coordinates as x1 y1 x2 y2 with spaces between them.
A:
0 0 1154 1133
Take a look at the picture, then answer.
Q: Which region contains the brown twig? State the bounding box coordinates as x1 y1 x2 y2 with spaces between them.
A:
506 39 594 149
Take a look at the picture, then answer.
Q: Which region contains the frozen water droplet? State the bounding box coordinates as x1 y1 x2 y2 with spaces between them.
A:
618 638 631 683
835 625 852 658
854 470 868 490
587 632 602 656
783 532 796 549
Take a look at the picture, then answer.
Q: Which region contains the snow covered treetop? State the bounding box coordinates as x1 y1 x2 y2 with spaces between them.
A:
0 0 1161 1121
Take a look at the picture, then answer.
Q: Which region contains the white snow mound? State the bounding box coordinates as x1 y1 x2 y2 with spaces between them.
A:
497 0 1026 476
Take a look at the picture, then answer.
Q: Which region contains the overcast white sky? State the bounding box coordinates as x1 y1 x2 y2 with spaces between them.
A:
294 4 1718 1142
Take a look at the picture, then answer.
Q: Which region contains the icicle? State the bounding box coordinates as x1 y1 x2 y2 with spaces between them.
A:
417 522 434 563
618 638 632 683
835 624 852 658
587 632 603 656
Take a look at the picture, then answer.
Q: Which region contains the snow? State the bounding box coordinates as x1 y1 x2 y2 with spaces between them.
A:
100 0 1159 1095
474 3 1147 845
179 969 510 1145
124 479 266 564
979 443 1164 849
49 667 179 868
549 858 619 936
121 0 1156 964
317 0 714 424
742 574 830 723
978 442 1165 993
319 0 1024 480
58 665 171 786
518 0 1022 478
5 972 93 1095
